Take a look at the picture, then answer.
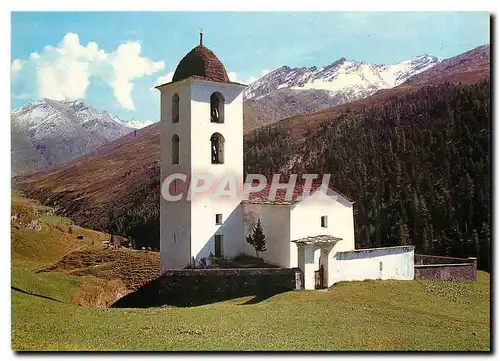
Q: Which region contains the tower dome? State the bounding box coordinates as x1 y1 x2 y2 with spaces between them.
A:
172 33 230 83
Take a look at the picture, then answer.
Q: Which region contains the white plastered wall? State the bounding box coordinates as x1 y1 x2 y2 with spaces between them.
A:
189 80 245 263
290 191 355 252
159 78 246 271
160 80 192 271
242 203 293 267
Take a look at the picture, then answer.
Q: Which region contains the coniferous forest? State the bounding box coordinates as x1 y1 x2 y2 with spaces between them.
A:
244 82 491 270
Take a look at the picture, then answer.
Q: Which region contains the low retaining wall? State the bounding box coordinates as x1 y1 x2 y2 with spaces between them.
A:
112 267 302 308
414 254 477 282
159 268 303 294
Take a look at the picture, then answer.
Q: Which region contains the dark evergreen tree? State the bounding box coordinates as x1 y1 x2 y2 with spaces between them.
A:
246 233 254 249
247 218 267 258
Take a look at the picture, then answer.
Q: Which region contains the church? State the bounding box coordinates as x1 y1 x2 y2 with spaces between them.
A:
156 34 415 290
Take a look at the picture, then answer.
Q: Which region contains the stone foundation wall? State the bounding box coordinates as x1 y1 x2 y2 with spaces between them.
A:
113 267 302 308
159 268 302 294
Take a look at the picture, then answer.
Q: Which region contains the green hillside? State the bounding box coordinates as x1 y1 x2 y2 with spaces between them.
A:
11 192 490 351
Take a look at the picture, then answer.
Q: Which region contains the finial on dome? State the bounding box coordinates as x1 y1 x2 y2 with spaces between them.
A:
199 28 203 46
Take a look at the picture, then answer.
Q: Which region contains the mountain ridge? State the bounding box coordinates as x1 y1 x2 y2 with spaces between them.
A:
244 54 438 100
11 98 134 175
242 53 439 129
268 44 490 140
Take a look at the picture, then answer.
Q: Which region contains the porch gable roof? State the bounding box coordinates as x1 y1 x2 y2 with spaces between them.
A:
291 235 343 245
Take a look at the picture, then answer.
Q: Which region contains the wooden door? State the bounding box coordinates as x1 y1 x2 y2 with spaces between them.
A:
214 234 223 258
315 270 321 289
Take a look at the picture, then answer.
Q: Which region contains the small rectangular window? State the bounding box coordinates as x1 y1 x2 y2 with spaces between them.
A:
173 233 176 244
321 216 328 228
215 214 222 225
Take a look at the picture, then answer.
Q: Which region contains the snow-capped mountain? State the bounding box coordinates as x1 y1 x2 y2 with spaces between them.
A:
11 99 134 175
244 55 439 101
242 54 440 130
12 99 133 140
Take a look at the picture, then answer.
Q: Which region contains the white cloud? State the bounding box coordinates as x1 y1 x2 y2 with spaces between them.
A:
107 42 164 110
226 69 271 85
11 59 26 76
12 92 31 100
151 71 175 90
244 76 259 84
227 72 237 82
13 32 165 110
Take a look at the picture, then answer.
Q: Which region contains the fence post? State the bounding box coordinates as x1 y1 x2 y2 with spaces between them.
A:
295 268 304 290
468 257 478 282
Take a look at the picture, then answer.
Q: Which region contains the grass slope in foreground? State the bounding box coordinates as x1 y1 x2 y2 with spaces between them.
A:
12 273 490 351
11 192 490 351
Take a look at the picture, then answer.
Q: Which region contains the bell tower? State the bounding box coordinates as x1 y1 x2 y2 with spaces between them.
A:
157 34 246 271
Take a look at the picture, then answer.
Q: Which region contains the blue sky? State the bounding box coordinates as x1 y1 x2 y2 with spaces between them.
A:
11 11 490 124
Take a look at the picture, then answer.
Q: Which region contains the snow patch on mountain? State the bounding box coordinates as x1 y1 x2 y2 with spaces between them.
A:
11 98 134 140
11 98 138 174
121 119 156 129
244 55 439 101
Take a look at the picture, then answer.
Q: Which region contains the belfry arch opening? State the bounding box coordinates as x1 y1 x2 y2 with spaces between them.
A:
210 92 225 123
210 132 225 164
172 93 180 123
172 134 180 164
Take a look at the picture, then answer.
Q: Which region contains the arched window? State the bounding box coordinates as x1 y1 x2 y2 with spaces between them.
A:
210 133 225 164
172 134 179 165
210 92 224 123
172 93 179 123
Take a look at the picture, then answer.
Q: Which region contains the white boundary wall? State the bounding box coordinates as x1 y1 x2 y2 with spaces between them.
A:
328 245 415 286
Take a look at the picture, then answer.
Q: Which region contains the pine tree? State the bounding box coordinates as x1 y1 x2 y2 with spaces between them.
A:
249 219 267 258
422 223 434 254
245 233 254 249
395 219 411 246
472 229 480 258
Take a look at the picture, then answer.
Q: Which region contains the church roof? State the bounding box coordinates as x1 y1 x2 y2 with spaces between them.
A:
172 44 231 84
242 179 354 206
156 35 246 88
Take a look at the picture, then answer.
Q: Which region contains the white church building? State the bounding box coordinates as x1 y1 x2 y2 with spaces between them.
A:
156 34 414 290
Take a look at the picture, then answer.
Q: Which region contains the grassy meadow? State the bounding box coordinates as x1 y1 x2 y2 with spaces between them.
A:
11 191 491 351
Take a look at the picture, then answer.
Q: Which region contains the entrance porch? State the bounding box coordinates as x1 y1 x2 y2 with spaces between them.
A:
293 235 342 290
